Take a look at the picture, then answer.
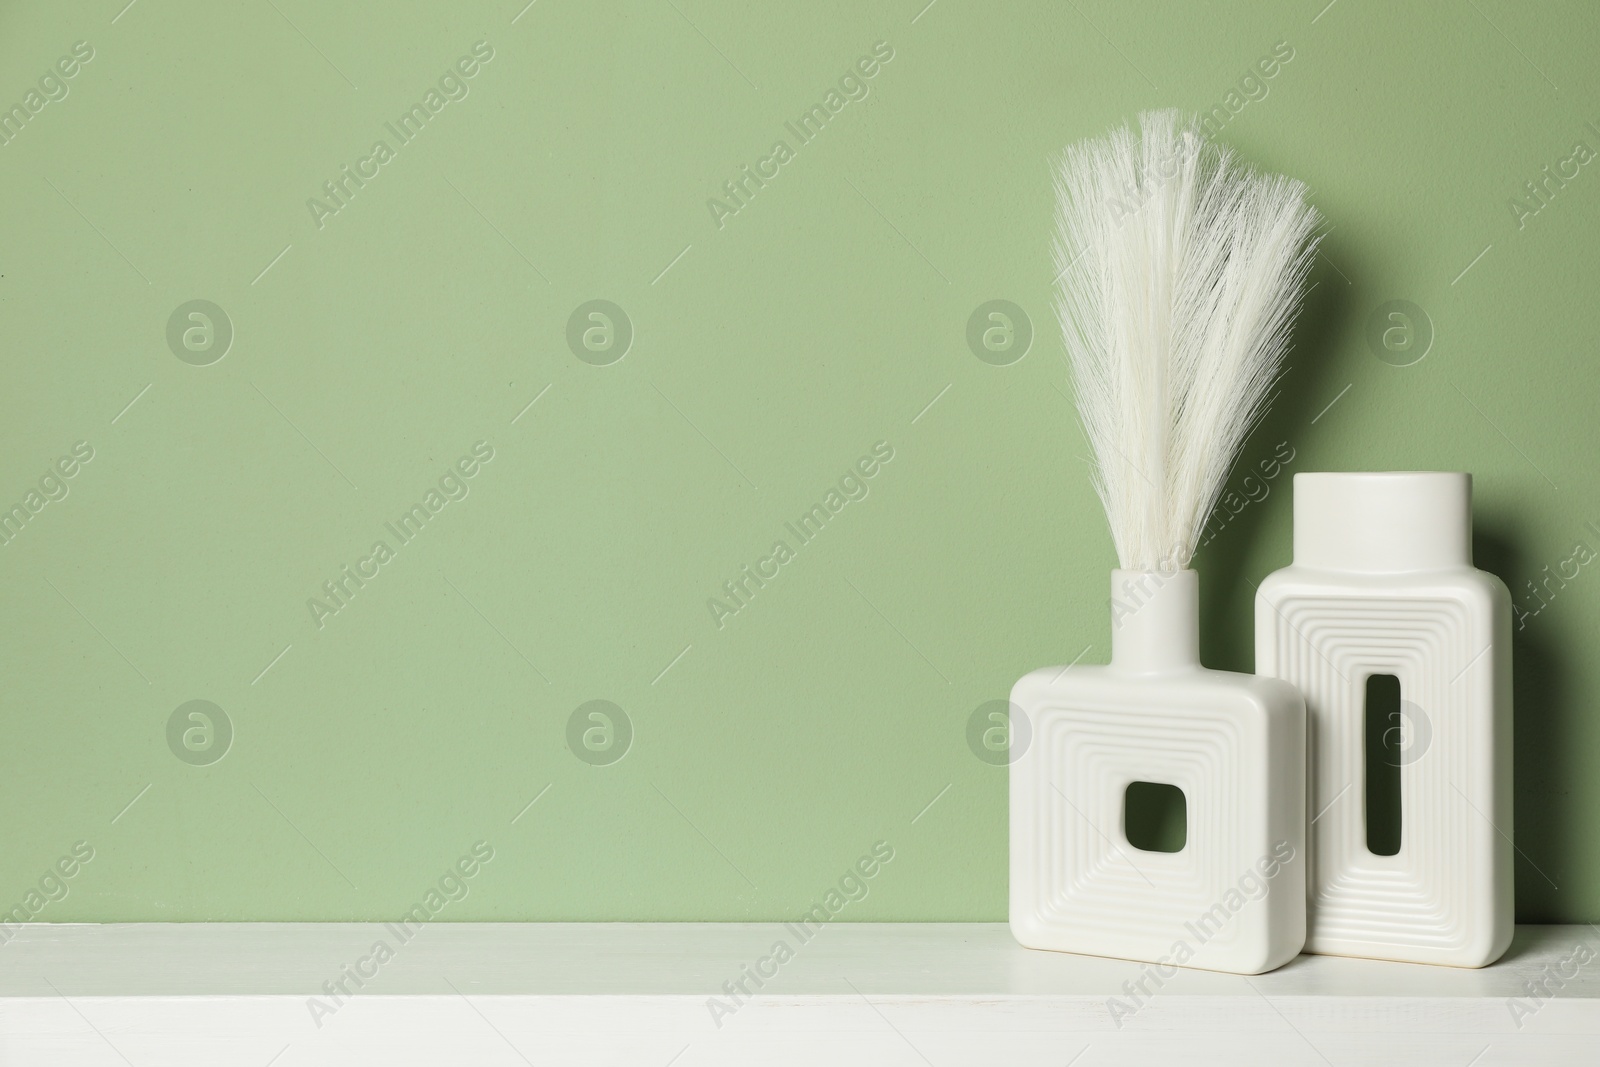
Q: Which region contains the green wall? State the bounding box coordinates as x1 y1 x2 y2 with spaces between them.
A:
1 0 1595 923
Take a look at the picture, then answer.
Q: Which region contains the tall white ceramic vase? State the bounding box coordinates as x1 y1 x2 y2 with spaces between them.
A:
1011 567 1307 974
1255 472 1513 967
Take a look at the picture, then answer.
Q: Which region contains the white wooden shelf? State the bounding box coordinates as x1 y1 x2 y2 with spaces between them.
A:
1 923 1595 1065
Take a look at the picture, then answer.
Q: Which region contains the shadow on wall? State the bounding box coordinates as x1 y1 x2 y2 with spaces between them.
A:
1195 244 1354 674
1475 519 1569 923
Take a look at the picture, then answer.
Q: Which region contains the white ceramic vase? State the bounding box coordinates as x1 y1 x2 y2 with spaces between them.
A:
1010 568 1307 974
1255 472 1513 967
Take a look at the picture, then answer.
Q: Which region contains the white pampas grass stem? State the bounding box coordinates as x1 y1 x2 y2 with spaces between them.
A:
1053 109 1320 570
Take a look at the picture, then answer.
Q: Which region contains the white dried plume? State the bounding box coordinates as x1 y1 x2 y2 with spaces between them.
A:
1052 109 1320 571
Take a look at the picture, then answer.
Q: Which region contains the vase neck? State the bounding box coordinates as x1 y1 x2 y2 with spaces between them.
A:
1293 471 1472 572
1110 568 1200 673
